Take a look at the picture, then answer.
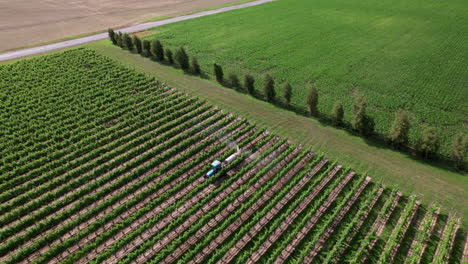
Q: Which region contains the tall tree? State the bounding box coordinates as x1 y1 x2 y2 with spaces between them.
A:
116 32 123 48
331 101 344 125
388 110 410 148
306 85 318 115
132 36 142 54
150 41 156 58
452 133 468 168
191 57 201 75
108 29 117 45
352 95 374 136
353 94 364 114
142 40 151 56
419 127 440 159
151 40 164 61
282 82 292 104
263 74 275 102
166 49 174 64
175 47 189 71
229 73 240 88
123 33 133 50
244 74 255 95
213 63 224 84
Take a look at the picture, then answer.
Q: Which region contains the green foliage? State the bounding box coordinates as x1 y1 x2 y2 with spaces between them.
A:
244 74 255 95
263 74 275 102
166 49 174 64
122 33 133 51
431 219 458 264
418 127 440 159
116 32 123 48
175 47 189 71
388 110 410 148
0 48 464 264
132 36 142 54
331 101 344 125
142 40 151 56
352 95 374 136
306 85 318 115
191 57 201 75
147 0 467 157
375 197 417 264
452 133 468 168
229 73 240 88
214 63 224 84
151 40 165 61
108 29 117 45
282 82 292 104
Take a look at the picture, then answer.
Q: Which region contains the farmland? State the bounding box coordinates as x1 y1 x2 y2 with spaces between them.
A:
0 0 248 52
145 0 468 157
0 48 466 263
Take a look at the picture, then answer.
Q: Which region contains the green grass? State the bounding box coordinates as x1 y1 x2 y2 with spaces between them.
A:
143 0 468 158
86 41 468 224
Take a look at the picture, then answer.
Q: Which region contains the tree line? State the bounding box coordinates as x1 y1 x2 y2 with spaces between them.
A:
108 29 201 75
212 60 467 169
108 29 467 169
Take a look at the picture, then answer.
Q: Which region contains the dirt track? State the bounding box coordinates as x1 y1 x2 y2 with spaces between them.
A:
0 0 244 51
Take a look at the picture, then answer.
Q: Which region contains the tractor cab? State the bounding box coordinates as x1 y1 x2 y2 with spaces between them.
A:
206 160 222 178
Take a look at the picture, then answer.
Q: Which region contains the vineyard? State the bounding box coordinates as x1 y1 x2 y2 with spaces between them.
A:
0 48 466 263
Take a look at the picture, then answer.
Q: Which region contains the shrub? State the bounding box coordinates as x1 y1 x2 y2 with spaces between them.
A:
263 74 275 102
214 63 224 84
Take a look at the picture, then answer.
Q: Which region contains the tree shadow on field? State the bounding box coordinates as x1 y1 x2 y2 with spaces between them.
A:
361 134 467 175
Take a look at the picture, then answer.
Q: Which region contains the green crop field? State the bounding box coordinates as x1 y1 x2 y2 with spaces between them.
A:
145 0 468 157
0 48 466 264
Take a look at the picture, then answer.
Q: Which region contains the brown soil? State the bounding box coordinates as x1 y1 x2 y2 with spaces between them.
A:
0 0 240 51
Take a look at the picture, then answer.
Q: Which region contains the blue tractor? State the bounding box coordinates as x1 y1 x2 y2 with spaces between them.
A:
205 146 240 178
206 160 222 178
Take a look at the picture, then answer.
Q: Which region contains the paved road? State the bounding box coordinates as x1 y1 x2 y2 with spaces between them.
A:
0 0 273 62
